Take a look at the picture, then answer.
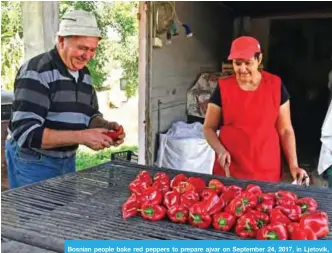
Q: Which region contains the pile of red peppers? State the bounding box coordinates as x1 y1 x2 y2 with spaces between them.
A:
122 171 330 240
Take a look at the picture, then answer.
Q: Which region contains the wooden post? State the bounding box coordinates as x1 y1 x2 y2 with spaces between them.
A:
22 1 59 61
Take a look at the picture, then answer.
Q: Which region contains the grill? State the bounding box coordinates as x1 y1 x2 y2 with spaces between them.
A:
2 161 332 252
1 104 12 121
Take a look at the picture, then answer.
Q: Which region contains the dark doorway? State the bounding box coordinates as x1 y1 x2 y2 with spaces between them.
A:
267 18 332 169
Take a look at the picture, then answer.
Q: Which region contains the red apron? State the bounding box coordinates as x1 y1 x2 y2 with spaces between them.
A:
213 71 282 182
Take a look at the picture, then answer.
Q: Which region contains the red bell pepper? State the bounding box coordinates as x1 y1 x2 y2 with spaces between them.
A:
276 196 296 206
201 188 218 201
235 213 258 238
104 125 124 141
290 226 317 240
270 209 291 227
275 190 297 201
256 224 288 240
138 204 166 221
287 222 300 235
208 179 225 194
303 210 328 220
275 204 302 222
153 172 170 195
187 177 206 193
299 211 329 238
258 193 275 204
167 205 188 223
129 179 149 195
136 170 153 185
227 185 243 193
221 185 243 205
152 180 170 195
163 190 181 209
256 199 274 214
225 197 247 217
212 212 236 231
180 190 200 209
170 174 188 189
122 194 140 219
173 181 196 194
247 209 269 228
203 194 225 216
246 184 262 195
153 172 170 183
188 202 212 229
138 186 163 205
239 192 257 208
296 197 318 214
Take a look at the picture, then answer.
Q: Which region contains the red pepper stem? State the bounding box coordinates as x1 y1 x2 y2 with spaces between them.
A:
242 198 249 206
190 213 201 223
137 207 154 216
218 218 227 227
257 219 265 228
301 204 308 210
235 206 243 215
245 220 252 232
265 232 278 240
207 185 216 190
176 212 184 219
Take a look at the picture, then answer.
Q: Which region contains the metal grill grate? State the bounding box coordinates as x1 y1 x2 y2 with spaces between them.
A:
2 161 332 252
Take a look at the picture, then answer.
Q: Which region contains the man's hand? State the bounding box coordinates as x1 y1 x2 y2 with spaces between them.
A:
79 128 114 151
105 121 126 146
105 121 120 130
88 117 125 146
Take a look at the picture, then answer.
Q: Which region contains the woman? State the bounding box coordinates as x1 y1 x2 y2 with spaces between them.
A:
204 36 308 183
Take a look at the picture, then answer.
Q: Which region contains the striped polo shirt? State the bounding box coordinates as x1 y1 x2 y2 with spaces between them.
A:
8 47 101 158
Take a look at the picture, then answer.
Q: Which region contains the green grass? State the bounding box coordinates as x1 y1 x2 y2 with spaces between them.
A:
76 145 138 171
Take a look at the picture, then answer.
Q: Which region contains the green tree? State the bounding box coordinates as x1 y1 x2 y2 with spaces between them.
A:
1 1 24 91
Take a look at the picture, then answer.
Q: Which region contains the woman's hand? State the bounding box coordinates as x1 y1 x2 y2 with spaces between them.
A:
218 149 231 177
290 166 309 185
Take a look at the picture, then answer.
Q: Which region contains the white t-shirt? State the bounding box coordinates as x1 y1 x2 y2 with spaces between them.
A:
318 100 332 174
68 69 79 82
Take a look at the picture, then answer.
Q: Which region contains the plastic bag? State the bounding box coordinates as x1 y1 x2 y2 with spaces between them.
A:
155 121 214 174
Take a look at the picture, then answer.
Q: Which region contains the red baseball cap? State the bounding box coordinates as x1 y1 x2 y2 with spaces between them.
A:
228 36 261 60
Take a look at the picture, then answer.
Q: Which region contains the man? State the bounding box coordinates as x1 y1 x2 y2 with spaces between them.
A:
5 10 125 189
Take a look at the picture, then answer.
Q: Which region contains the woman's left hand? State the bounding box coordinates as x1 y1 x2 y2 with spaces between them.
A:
290 167 309 185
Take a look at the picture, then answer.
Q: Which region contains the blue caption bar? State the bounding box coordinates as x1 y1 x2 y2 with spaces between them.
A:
64 240 332 253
